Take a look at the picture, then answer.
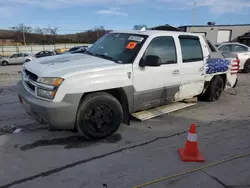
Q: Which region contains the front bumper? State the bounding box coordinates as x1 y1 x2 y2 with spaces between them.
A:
17 81 82 130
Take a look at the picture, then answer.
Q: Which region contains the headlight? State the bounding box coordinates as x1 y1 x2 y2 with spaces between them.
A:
37 77 64 87
37 77 64 99
37 89 56 99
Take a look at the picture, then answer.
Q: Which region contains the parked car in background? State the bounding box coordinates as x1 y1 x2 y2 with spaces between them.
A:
35 51 55 58
55 48 68 54
1 53 36 66
216 42 250 73
61 46 88 55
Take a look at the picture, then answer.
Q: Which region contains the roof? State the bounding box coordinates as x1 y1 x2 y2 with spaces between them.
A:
179 24 250 28
215 42 250 48
110 30 197 37
215 42 241 46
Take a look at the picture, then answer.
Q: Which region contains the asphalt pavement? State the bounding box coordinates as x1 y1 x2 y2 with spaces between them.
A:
0 68 249 188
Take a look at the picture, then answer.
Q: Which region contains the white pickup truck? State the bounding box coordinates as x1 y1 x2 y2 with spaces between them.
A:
17 30 238 139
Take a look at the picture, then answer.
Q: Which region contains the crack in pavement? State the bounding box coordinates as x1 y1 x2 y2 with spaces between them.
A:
0 119 238 188
0 129 190 188
202 170 250 188
0 101 19 107
202 170 229 188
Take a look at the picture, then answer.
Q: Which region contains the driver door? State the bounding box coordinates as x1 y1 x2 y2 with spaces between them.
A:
18 53 26 64
9 54 18 64
133 36 181 112
12 53 23 64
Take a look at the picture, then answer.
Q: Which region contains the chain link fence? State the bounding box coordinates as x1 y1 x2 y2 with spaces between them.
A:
0 43 90 56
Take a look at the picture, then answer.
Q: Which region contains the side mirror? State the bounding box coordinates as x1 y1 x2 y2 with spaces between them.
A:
140 55 161 67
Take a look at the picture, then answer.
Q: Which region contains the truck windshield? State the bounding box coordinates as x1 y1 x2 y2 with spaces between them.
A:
86 33 147 64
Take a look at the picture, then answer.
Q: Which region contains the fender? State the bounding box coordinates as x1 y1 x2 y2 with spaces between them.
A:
54 63 133 102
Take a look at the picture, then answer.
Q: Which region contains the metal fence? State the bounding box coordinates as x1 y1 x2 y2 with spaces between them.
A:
0 43 91 56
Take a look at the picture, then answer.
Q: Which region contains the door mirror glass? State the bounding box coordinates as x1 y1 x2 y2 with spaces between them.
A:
141 55 161 67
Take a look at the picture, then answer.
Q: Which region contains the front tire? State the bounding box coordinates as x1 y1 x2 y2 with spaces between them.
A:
202 76 224 102
2 61 8 66
243 59 250 73
76 92 123 140
25 59 31 63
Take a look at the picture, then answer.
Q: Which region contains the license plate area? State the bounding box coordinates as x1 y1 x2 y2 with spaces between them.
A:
18 95 31 111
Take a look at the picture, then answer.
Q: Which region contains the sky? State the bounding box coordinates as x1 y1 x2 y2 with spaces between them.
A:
0 0 250 33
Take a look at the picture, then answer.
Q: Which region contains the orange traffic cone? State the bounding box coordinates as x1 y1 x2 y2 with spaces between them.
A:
178 124 205 162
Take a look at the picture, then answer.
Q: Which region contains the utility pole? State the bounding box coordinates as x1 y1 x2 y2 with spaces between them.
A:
192 2 196 32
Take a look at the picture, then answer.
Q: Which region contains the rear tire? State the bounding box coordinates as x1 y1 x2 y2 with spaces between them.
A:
76 92 123 140
201 76 224 102
25 59 31 63
243 59 250 73
2 61 8 66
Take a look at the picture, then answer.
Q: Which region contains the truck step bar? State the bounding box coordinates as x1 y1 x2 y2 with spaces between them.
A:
132 102 196 121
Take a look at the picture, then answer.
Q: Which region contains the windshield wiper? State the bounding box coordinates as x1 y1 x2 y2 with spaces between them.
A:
94 53 119 63
84 50 94 56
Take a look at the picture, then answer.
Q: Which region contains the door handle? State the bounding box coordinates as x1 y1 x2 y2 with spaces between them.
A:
172 69 180 75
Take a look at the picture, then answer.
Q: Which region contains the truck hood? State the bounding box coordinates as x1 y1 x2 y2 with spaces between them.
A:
24 54 124 78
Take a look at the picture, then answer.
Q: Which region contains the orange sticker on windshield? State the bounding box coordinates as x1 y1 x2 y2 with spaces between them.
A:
126 42 137 50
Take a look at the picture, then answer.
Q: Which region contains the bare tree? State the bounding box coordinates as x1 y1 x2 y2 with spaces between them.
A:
11 24 32 45
93 26 105 40
34 27 44 35
47 26 59 44
34 27 49 44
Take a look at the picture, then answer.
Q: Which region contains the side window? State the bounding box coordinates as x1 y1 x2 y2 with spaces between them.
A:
17 54 22 57
232 45 248 52
10 54 17 58
219 45 231 53
24 54 28 57
207 40 217 52
144 36 177 64
179 36 203 63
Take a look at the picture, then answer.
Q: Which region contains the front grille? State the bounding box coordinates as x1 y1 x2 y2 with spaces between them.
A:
23 69 38 93
27 82 35 91
25 69 38 82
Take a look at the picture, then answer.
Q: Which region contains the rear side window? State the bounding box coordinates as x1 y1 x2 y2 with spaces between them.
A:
144 36 177 64
179 36 203 63
219 45 231 53
232 44 248 52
